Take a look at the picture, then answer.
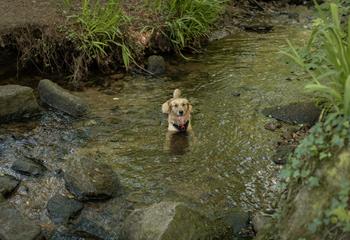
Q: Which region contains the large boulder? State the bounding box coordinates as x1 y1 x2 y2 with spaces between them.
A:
262 102 321 125
38 79 89 117
0 85 39 122
0 202 42 240
47 194 84 224
147 55 166 75
122 201 228 240
64 157 120 201
11 157 46 177
0 174 20 198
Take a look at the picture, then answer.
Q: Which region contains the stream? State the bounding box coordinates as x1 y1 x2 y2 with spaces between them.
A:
0 19 311 237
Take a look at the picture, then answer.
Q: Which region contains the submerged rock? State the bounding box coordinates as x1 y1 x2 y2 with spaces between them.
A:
64 157 120 201
0 202 42 240
71 216 117 239
38 79 89 117
218 209 251 237
122 201 228 240
11 157 46 177
262 102 321 125
47 194 84 224
0 174 20 198
50 230 83 240
272 145 295 165
0 85 40 122
147 55 166 75
242 24 274 33
252 212 272 233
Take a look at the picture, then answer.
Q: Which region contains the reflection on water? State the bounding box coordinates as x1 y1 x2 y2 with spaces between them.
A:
74 26 310 212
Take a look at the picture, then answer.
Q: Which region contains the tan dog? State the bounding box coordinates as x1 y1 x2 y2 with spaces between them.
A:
162 89 192 132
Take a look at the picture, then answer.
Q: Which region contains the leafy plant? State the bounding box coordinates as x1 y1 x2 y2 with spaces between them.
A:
283 2 350 117
68 0 133 68
145 0 225 53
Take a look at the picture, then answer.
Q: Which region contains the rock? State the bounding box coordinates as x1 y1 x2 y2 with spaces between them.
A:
264 122 282 131
71 216 117 239
242 24 274 33
122 201 228 240
47 194 84 224
208 29 231 42
0 174 20 198
218 209 251 237
11 157 46 177
38 79 89 117
0 202 42 240
147 55 166 75
262 102 321 125
50 230 83 240
0 85 39 122
252 212 272 233
64 157 120 201
272 145 295 165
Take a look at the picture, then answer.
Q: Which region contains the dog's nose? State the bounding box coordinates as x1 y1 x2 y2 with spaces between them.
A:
179 111 184 116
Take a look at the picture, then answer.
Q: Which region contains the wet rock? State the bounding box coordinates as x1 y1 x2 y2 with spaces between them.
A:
242 24 273 33
262 102 321 125
0 202 42 240
252 212 272 233
272 145 295 165
218 209 251 237
209 29 231 42
264 121 282 131
72 216 117 239
0 85 40 122
50 230 83 240
47 194 84 224
38 79 89 117
11 157 46 177
64 157 120 201
0 174 20 198
122 201 228 240
147 55 166 75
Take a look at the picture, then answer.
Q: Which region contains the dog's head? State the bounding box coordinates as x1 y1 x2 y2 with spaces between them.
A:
165 98 192 116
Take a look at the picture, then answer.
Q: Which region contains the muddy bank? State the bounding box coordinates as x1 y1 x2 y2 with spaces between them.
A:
0 0 313 86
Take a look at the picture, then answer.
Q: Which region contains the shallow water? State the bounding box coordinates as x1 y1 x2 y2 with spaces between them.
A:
0 23 311 224
74 26 310 212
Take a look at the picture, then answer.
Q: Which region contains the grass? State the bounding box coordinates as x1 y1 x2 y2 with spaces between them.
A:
283 1 350 118
145 0 225 53
66 0 133 81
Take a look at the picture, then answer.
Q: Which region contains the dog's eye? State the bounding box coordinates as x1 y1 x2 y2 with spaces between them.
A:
174 104 178 107
182 103 185 107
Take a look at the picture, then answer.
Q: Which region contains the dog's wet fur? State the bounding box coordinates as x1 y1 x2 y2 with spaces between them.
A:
162 89 192 132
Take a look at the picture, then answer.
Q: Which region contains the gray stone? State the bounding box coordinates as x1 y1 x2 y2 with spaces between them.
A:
0 174 19 198
0 202 41 240
64 157 120 201
218 209 250 236
47 194 83 224
262 102 321 125
0 85 39 122
72 217 117 239
272 145 295 165
11 157 46 177
50 231 83 240
252 212 272 233
147 55 166 75
38 79 89 117
122 201 228 240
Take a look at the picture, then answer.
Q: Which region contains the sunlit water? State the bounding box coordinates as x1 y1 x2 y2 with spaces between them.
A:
75 26 310 212
0 24 311 223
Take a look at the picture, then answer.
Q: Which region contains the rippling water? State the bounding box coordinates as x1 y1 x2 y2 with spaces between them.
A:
71 25 311 212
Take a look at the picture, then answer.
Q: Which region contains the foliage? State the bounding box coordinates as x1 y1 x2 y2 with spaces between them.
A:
67 0 133 68
145 0 225 52
282 2 350 117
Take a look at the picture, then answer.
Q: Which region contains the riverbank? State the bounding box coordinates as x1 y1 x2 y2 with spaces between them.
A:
0 0 311 87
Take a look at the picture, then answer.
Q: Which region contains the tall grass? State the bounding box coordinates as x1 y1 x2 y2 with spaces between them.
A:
68 0 133 68
283 2 350 118
146 0 225 53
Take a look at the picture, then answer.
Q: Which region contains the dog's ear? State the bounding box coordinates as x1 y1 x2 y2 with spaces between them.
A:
162 101 171 114
188 103 193 113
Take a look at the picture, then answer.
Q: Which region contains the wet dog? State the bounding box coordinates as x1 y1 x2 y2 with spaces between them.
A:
162 89 192 132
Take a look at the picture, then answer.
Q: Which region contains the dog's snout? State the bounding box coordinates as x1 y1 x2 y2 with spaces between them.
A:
179 110 184 116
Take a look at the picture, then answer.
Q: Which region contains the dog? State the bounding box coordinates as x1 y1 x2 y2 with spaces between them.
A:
162 89 192 132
